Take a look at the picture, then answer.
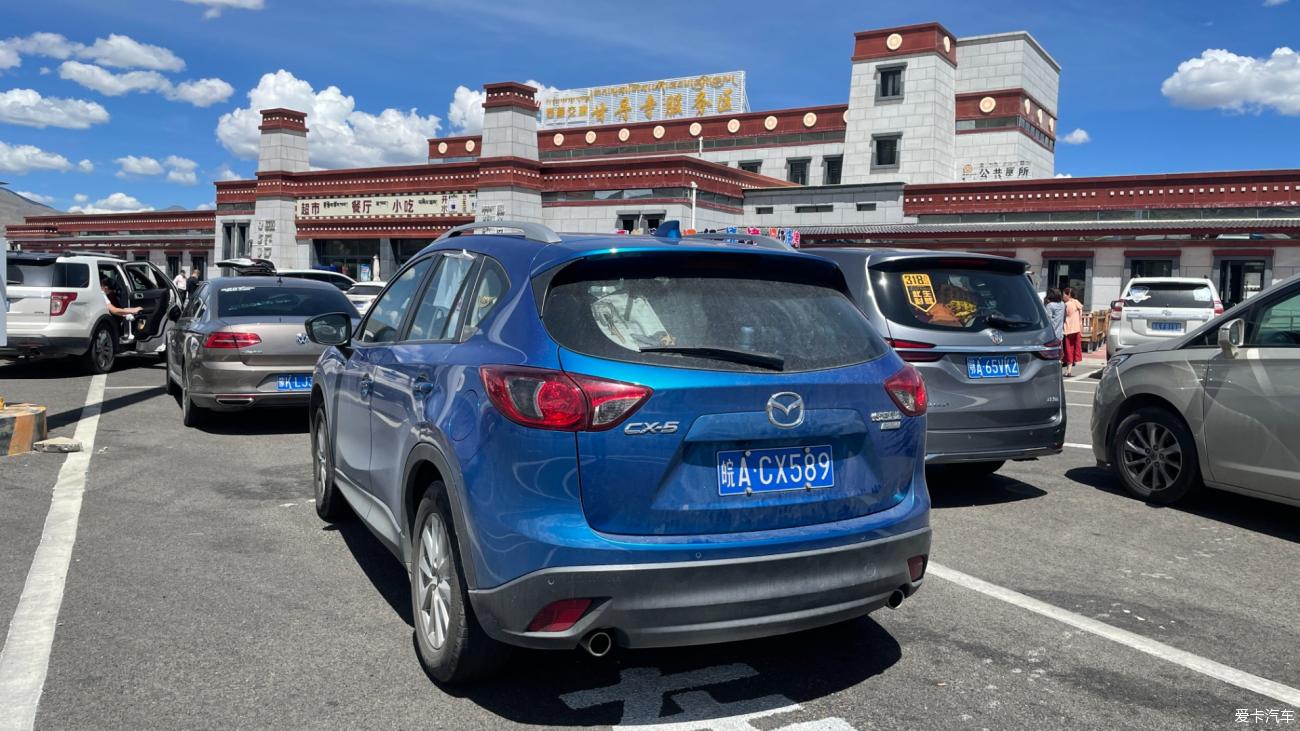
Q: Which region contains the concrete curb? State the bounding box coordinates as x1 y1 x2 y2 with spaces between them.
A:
0 404 49 456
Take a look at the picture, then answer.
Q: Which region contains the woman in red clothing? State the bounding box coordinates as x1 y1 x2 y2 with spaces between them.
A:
1061 287 1085 376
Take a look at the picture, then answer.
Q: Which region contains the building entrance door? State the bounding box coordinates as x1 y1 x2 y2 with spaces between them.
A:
1218 259 1267 308
1045 259 1089 307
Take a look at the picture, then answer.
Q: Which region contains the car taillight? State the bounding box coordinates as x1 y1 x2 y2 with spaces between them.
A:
885 338 943 363
884 364 927 417
1035 339 1063 360
49 291 77 317
526 598 593 632
1213 300 1224 316
480 366 651 432
1110 300 1124 321
203 332 262 349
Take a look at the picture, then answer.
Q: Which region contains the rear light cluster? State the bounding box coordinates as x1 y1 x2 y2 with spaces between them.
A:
480 366 650 432
49 292 77 317
1213 300 1225 316
1035 339 1063 360
526 598 593 632
1110 300 1124 321
885 338 943 363
203 332 262 349
884 364 927 417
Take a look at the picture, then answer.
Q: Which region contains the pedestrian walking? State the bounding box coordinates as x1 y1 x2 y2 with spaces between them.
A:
1061 286 1084 376
1045 288 1065 343
172 268 188 295
186 268 201 302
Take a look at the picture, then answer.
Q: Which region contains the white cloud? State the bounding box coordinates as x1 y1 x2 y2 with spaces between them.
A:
15 190 55 205
0 32 184 72
215 163 243 181
72 193 88 203
0 88 110 129
113 154 198 184
77 158 94 173
1162 47 1300 115
195 201 216 210
39 66 50 75
181 0 265 19
59 61 231 107
116 155 164 177
0 141 72 173
1060 128 1091 145
1054 172 1074 178
446 79 557 135
68 192 154 214
164 154 199 184
216 69 442 168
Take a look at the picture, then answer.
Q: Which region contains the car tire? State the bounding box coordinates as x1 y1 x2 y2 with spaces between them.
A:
311 406 349 521
411 487 510 684
164 352 181 398
81 324 115 374
181 364 209 428
1111 407 1201 505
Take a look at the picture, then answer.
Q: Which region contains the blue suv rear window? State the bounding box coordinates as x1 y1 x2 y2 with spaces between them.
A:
542 252 887 372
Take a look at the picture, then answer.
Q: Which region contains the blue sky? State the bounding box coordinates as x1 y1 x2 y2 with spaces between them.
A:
1 0 1297 212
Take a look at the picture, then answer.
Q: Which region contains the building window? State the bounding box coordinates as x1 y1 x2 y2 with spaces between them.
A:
794 204 833 213
787 158 810 186
1128 258 1176 279
755 206 774 215
855 202 877 212
738 161 762 174
877 65 905 101
823 156 843 185
872 134 901 170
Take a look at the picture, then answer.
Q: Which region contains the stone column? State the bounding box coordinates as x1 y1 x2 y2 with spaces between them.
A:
475 82 543 224
253 108 310 268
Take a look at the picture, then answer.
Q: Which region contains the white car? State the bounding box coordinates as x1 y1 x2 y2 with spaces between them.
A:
1107 277 1222 359
3 252 179 373
345 280 386 314
216 258 355 292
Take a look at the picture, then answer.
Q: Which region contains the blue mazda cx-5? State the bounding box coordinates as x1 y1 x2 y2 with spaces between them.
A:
305 221 931 682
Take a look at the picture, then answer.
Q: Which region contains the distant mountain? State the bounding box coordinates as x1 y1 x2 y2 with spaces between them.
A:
0 185 57 240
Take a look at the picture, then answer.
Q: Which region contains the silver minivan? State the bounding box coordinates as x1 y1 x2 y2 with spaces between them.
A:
813 249 1065 477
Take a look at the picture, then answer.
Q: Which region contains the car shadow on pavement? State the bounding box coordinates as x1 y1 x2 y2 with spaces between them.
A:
448 615 903 726
42 385 165 431
331 515 414 627
0 355 159 380
927 473 1047 508
1066 466 1300 544
192 408 311 436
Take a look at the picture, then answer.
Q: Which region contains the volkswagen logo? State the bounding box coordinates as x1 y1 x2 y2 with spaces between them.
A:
296 332 308 345
766 392 805 429
988 330 1004 345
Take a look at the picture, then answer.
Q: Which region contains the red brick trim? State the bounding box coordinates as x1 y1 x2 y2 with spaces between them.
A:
258 108 308 133
1123 249 1182 257
1211 248 1275 257
483 81 539 111
852 22 958 67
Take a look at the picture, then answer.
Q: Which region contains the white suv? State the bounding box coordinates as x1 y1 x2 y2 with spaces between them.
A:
1107 276 1223 359
3 252 180 373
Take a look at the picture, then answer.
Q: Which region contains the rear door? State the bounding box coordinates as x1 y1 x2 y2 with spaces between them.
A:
1120 281 1217 342
543 251 918 536
123 262 171 339
868 257 1062 432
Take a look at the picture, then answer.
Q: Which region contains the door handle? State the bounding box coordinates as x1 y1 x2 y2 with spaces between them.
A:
413 375 435 398
359 374 372 397
132 292 145 301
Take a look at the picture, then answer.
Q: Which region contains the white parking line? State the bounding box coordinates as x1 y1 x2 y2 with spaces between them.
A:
0 374 106 730
1067 402 1093 408
929 562 1300 707
1064 442 1092 449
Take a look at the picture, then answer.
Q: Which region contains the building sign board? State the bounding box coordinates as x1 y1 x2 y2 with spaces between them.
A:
296 192 476 219
539 72 749 129
960 160 1033 182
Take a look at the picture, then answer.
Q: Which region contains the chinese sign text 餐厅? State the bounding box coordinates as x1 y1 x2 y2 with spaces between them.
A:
295 192 477 219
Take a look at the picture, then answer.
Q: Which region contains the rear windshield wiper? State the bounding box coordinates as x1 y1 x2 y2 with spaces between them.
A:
638 346 785 371
987 314 1037 331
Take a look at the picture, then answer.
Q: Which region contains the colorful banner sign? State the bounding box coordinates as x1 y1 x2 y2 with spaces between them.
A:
539 72 748 130
296 192 476 219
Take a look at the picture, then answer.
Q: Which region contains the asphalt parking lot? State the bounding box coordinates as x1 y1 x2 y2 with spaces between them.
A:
2 355 1298 730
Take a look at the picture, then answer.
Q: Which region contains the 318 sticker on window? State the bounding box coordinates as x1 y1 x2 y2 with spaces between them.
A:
902 273 937 312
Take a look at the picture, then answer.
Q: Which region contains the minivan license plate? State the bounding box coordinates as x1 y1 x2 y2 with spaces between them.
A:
967 355 1020 379
276 374 313 391
717 444 833 496
1151 320 1183 332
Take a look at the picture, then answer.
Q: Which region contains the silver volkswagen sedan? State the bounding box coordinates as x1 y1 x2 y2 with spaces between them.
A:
1091 274 1300 506
164 276 357 427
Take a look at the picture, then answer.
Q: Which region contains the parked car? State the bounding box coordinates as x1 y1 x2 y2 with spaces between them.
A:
1106 277 1222 360
345 280 386 314
3 252 178 373
306 221 931 682
1092 274 1300 507
164 276 355 427
811 248 1064 477
216 257 356 291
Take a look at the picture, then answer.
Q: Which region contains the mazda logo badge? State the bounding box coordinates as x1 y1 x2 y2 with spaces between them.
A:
766 392 805 429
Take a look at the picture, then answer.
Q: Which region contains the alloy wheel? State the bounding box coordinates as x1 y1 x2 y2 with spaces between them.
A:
1121 421 1183 493
416 512 454 650
312 416 328 501
94 329 113 371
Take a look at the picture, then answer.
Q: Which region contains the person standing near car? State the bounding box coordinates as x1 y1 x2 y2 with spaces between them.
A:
172 268 188 293
1045 288 1066 345
100 274 142 342
186 268 201 303
1061 286 1084 376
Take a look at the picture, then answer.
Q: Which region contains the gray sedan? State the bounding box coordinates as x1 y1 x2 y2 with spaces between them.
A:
1091 274 1300 507
164 276 356 427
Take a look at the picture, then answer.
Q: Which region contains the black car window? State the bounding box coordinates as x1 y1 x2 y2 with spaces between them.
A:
407 254 476 342
358 258 433 344
1122 282 1215 308
543 252 886 373
215 285 352 317
1250 289 1300 347
872 265 1047 333
5 262 89 288
125 265 158 291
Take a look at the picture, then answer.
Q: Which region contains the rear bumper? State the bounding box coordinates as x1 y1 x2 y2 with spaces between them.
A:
925 416 1066 464
0 334 90 357
468 526 930 650
189 361 314 410
191 391 311 411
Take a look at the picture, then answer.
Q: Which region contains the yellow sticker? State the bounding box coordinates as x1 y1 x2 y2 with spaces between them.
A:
901 273 937 313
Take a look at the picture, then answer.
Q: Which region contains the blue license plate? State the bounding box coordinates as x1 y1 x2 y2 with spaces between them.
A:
717 444 834 496
1151 321 1183 332
967 355 1021 379
276 374 313 391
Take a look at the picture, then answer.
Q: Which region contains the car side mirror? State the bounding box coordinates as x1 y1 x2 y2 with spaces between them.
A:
306 312 353 347
1218 318 1245 358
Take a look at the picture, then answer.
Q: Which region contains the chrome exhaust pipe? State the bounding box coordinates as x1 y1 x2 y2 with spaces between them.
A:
581 630 613 657
886 589 906 610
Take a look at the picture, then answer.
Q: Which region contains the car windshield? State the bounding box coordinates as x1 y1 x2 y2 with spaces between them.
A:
543 253 887 372
216 285 353 317
872 264 1047 332
1123 282 1214 308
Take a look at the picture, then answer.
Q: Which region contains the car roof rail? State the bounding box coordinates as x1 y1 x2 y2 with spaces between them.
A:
78 252 125 261
437 220 562 245
682 232 794 251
